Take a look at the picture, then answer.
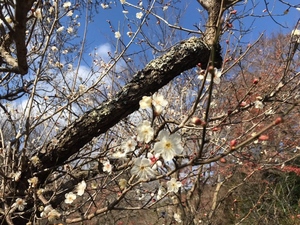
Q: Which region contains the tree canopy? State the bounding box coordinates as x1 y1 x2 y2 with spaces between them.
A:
0 0 300 224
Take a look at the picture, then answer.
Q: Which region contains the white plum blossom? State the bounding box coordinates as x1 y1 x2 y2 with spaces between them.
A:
30 155 40 166
66 10 73 17
67 27 73 34
291 29 300 43
120 0 126 4
76 180 86 196
111 150 127 158
12 171 21 181
12 198 27 211
254 100 264 109
153 130 183 161
103 160 112 173
136 120 154 143
152 93 168 114
34 8 42 20
51 46 58 52
63 2 71 9
136 12 143 19
198 68 222 84
101 3 109 9
115 31 121 39
139 96 152 109
28 176 38 187
40 205 52 218
131 158 156 180
127 31 133 37
64 192 76 204
48 209 61 222
174 213 182 223
121 138 137 153
167 178 182 193
56 26 64 33
41 205 61 221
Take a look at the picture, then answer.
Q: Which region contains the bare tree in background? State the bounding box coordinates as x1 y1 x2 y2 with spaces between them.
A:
0 0 300 224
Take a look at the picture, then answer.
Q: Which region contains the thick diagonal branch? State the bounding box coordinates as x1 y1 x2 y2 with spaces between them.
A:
37 37 219 181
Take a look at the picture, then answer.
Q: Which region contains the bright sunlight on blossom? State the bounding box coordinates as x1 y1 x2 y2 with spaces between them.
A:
103 160 112 173
136 120 154 143
76 180 86 196
115 31 121 39
12 198 27 211
153 130 183 161
64 192 76 204
121 138 137 153
198 68 222 84
291 29 300 43
152 93 168 115
139 96 152 109
28 176 38 188
174 213 182 223
63 2 71 9
48 209 61 222
131 158 155 180
136 12 143 19
167 178 182 193
30 155 40 166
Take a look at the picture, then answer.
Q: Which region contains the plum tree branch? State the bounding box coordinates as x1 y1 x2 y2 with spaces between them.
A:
36 36 220 182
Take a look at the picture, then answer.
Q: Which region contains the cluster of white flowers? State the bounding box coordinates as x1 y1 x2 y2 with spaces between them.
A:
41 205 61 222
139 92 168 115
64 180 87 204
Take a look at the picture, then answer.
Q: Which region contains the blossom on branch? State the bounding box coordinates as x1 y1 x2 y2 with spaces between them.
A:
136 12 143 19
115 31 121 39
121 138 137 153
136 120 154 143
76 180 86 196
167 178 182 193
198 68 222 84
152 93 168 115
153 130 183 161
64 192 76 204
12 198 27 211
131 158 155 180
139 96 152 109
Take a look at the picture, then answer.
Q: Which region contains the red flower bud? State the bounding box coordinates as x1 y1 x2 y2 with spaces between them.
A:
230 139 237 149
274 117 283 125
191 117 203 126
258 135 269 141
253 78 259 84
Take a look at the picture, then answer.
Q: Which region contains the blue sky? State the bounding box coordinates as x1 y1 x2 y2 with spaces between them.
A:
83 0 300 48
